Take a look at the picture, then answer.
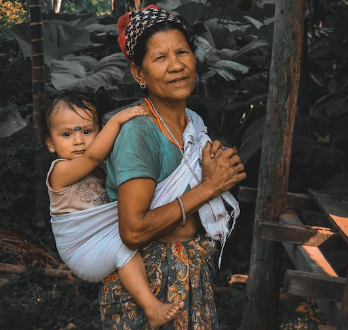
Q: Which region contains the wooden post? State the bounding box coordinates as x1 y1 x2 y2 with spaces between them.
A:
29 0 45 140
30 0 50 227
241 1 305 329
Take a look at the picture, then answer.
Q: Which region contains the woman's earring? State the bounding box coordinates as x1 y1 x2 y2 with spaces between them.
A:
139 83 147 89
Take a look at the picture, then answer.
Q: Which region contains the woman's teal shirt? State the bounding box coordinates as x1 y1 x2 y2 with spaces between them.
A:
106 116 183 201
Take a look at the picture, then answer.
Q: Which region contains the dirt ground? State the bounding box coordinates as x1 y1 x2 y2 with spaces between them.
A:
0 270 329 330
0 227 330 330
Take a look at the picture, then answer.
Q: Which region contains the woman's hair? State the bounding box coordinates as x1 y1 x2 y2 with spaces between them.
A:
132 20 195 66
39 89 103 145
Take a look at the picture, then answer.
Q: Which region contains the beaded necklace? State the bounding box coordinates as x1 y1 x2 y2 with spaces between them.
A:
145 96 203 183
144 97 187 149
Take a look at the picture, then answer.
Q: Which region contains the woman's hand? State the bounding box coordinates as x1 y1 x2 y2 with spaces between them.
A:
201 141 246 198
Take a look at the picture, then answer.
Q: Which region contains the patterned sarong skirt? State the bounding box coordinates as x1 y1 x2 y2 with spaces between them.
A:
99 234 219 330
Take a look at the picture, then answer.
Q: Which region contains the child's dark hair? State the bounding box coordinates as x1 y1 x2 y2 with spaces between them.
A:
39 89 103 145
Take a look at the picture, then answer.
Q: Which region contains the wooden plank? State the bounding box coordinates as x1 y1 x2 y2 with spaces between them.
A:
242 1 306 329
308 190 348 244
238 186 318 210
280 210 342 326
256 219 340 247
318 327 337 330
228 274 248 285
284 270 346 301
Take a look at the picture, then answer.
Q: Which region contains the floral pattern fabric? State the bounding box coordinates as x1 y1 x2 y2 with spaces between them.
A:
99 234 219 330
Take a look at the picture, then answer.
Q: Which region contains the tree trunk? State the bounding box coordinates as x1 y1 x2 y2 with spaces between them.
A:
29 0 50 227
241 1 306 329
55 0 62 13
29 0 45 138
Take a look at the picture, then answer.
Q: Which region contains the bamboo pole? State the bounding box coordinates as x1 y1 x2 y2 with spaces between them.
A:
241 1 306 329
30 0 51 227
29 0 45 141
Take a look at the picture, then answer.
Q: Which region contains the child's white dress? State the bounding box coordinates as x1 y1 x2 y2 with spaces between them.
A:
47 160 136 282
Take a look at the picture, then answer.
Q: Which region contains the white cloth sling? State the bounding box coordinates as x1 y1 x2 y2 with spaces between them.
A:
51 109 240 282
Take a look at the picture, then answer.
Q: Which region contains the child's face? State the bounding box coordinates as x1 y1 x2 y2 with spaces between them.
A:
46 103 100 160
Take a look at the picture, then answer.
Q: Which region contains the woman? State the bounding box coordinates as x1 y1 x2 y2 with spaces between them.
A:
100 5 246 329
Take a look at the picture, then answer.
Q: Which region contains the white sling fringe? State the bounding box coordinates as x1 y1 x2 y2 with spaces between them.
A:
51 109 240 282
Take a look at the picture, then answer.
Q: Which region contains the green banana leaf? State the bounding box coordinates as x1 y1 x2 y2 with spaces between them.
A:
11 17 118 65
50 52 128 91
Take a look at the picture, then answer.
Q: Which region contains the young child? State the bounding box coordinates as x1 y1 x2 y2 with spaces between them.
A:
40 89 184 328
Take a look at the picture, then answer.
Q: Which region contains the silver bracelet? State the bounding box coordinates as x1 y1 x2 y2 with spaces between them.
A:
176 196 186 227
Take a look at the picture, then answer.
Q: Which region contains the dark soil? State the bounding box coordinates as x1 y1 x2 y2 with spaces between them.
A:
0 208 329 330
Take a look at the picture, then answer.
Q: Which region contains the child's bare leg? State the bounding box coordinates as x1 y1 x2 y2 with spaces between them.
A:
118 251 184 328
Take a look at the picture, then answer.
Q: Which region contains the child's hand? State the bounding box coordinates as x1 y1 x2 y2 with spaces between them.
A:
114 106 147 125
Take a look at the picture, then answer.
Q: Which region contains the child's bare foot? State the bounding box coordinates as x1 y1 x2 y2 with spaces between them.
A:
146 301 184 329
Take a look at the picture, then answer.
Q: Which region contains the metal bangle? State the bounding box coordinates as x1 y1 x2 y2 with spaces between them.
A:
176 196 186 227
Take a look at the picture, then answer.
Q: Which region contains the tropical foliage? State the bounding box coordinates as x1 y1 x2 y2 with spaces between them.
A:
238 1 348 191
2 0 348 194
0 0 27 40
0 0 346 224
61 0 111 14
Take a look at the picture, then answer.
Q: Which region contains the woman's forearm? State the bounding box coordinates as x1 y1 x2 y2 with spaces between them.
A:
117 180 215 249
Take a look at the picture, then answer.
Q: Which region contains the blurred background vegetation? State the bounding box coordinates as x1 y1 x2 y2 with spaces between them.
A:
1 0 348 329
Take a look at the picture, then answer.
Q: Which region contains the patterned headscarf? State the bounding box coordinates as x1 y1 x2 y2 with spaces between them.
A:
117 5 185 61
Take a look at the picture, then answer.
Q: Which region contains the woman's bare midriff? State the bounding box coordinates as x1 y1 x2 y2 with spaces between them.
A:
157 212 203 243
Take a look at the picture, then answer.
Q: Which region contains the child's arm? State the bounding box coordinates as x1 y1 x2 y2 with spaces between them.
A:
49 106 146 191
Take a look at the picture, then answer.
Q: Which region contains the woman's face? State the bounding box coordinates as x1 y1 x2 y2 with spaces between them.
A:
134 29 196 103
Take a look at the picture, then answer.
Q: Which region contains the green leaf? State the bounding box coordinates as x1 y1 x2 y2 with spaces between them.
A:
201 70 216 82
241 73 269 93
211 60 249 74
156 0 182 11
10 15 118 65
50 53 128 91
0 104 29 138
203 19 237 50
239 116 265 164
312 94 337 115
194 35 214 50
194 36 214 63
84 23 118 35
243 16 263 29
216 48 239 60
214 69 236 81
172 2 205 25
230 39 270 60
325 95 348 117
11 20 90 65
